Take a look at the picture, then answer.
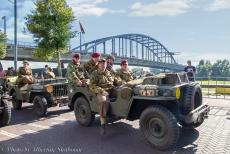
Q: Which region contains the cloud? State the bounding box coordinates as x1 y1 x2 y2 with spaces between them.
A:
207 0 230 11
67 0 125 17
130 0 192 17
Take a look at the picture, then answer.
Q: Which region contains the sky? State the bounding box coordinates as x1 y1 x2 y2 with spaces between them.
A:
0 0 230 66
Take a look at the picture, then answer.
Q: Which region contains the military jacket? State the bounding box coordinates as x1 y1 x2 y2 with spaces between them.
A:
117 69 135 82
83 59 98 77
46 72 55 79
67 61 85 83
90 69 122 94
18 67 32 78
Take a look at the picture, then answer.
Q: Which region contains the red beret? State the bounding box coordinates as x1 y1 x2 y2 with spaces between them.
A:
92 52 101 58
73 53 80 59
121 59 128 65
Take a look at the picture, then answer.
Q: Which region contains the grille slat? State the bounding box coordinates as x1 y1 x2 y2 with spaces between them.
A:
53 84 68 97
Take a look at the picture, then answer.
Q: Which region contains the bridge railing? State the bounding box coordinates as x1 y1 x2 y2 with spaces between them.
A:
196 76 230 99
7 40 37 48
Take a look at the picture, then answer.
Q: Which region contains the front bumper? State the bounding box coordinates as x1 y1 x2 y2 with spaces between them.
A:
183 103 210 124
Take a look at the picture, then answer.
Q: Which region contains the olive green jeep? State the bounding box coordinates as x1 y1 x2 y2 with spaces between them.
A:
68 72 210 150
8 78 69 117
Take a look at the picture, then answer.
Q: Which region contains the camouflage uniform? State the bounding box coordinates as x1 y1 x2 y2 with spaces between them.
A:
83 59 98 78
89 69 122 125
106 65 116 77
67 61 86 86
17 67 33 85
45 72 55 79
117 69 135 82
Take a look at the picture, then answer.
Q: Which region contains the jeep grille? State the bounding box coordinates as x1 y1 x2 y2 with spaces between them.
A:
53 84 68 97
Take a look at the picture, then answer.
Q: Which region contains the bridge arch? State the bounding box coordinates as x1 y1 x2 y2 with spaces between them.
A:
71 33 177 65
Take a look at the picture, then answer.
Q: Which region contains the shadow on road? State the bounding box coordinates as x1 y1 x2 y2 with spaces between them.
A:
1 116 200 154
9 103 72 126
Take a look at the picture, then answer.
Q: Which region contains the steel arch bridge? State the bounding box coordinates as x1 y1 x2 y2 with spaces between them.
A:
71 34 184 71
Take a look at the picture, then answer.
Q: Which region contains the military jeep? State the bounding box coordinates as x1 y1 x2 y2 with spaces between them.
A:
69 72 209 150
8 78 69 117
0 78 11 127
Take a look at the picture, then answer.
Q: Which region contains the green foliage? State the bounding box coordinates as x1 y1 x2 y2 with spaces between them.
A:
197 59 230 79
25 0 76 76
0 31 7 59
196 59 212 78
211 59 230 77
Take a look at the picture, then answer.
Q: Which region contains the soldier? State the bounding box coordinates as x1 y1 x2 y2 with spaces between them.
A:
83 52 101 77
17 60 34 86
45 67 55 79
67 53 87 87
106 55 116 76
117 59 135 82
90 58 122 135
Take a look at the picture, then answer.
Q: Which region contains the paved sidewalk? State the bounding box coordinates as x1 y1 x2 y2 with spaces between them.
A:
204 98 230 108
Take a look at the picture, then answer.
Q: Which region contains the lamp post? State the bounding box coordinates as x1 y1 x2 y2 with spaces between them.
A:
1 16 6 35
8 0 18 70
14 0 18 70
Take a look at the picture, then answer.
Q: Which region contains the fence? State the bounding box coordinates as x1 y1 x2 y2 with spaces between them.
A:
196 76 230 99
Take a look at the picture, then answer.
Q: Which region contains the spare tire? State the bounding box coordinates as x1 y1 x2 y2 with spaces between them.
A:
182 83 202 115
180 83 203 128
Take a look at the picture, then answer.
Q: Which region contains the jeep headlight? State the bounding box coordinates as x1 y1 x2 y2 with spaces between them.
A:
46 85 53 93
175 87 181 100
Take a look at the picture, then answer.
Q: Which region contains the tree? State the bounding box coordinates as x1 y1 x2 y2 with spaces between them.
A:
25 0 76 77
211 59 230 78
0 31 7 59
196 60 212 78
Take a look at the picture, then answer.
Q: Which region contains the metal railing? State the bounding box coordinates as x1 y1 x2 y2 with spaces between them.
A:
196 76 230 99
7 39 37 48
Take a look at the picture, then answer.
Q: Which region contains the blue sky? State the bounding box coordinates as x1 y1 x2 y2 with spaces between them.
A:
0 0 230 65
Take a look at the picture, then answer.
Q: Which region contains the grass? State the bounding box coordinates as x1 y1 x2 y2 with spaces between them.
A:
197 80 230 85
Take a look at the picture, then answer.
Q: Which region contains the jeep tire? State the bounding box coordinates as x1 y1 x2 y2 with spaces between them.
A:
12 92 22 110
180 84 203 128
182 83 202 114
140 105 179 150
74 97 95 126
33 96 48 117
0 99 11 127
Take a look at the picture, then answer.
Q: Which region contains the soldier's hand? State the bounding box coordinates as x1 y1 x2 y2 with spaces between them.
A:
76 80 82 86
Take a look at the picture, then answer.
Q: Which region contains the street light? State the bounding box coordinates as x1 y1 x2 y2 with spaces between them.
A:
1 16 6 35
8 0 18 70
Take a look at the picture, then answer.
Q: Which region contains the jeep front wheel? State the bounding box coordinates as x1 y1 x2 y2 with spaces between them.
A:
33 96 48 117
74 97 95 126
0 99 11 127
12 92 22 110
140 106 179 150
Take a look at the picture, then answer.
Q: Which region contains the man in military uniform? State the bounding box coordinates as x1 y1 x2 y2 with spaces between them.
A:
67 53 87 87
117 59 135 82
83 52 100 78
90 58 122 135
106 55 116 76
45 67 55 79
17 60 34 86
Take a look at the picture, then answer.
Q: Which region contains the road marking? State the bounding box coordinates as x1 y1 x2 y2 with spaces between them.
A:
23 129 37 134
28 123 50 129
0 130 21 139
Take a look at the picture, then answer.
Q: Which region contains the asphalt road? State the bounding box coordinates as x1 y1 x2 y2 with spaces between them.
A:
0 99 230 154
